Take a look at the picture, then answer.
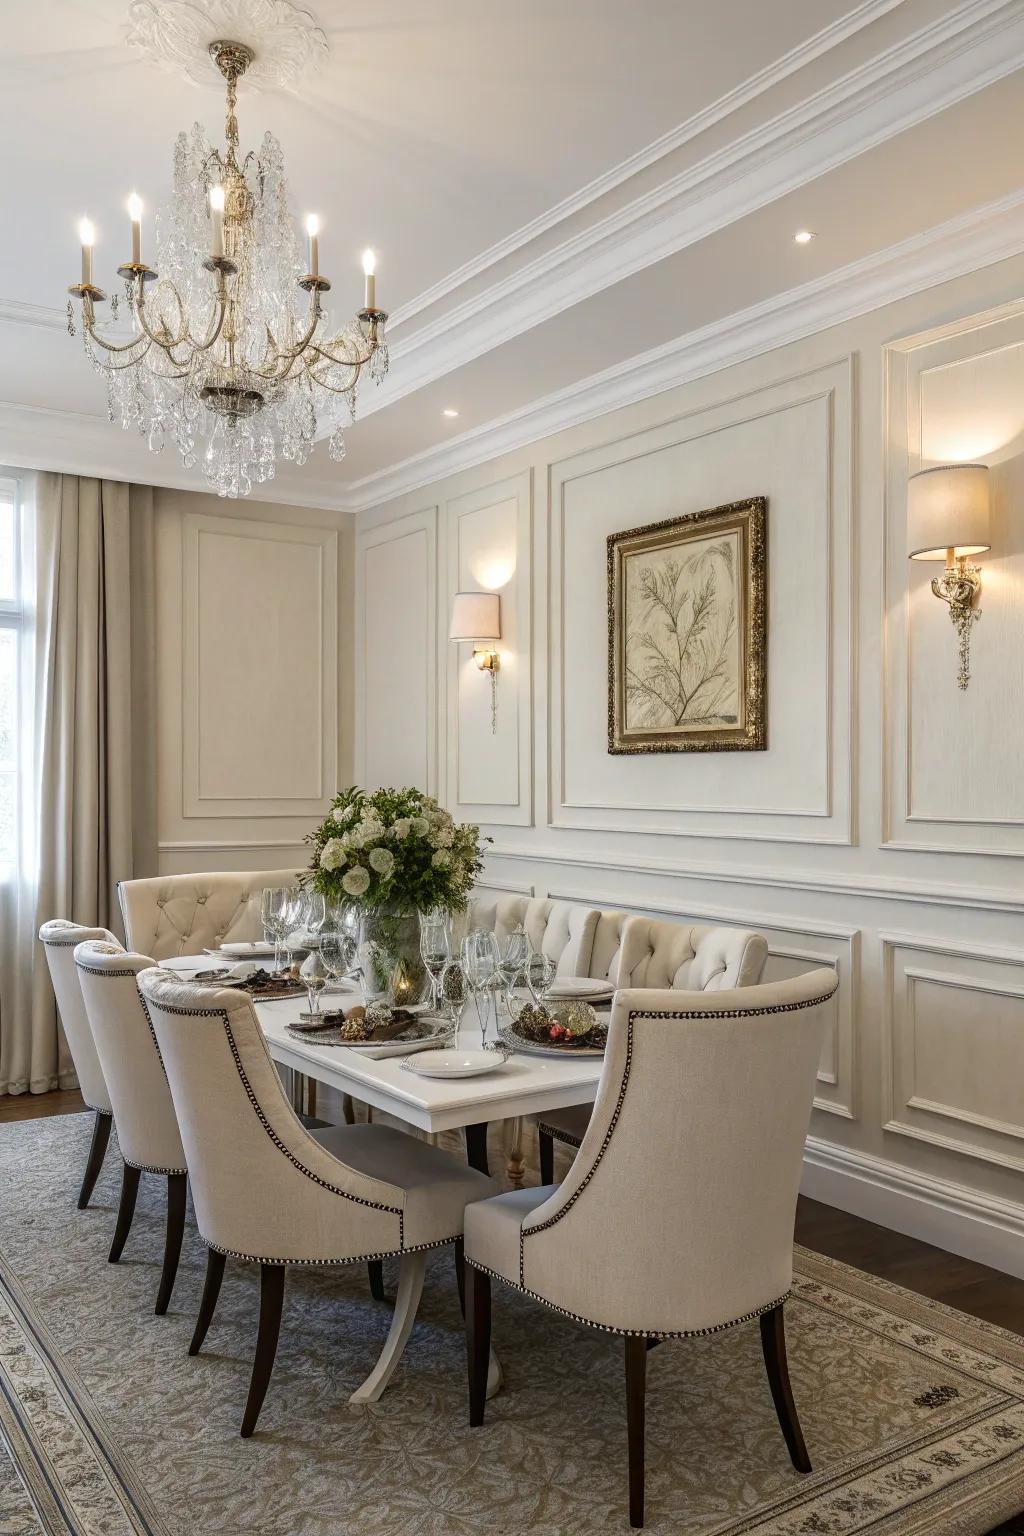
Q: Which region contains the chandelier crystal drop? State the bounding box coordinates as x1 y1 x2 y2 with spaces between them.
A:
67 39 388 498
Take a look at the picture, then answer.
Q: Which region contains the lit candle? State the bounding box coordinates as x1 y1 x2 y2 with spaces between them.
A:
362 248 376 310
209 185 225 259
305 214 320 278
127 192 143 264
78 218 95 286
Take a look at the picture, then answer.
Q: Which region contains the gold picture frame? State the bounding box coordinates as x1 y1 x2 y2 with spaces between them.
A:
607 496 767 754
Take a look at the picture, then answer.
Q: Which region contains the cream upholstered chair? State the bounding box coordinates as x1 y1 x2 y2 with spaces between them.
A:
74 941 188 1313
117 867 303 960
537 915 769 1181
38 920 121 1208
464 892 615 978
137 967 497 1435
464 968 839 1529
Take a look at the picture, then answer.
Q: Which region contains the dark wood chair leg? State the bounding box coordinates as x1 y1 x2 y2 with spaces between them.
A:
539 1129 554 1185
625 1335 647 1529
108 1163 141 1263
78 1110 112 1210
155 1173 188 1315
464 1122 489 1175
341 1094 355 1125
189 1248 226 1356
453 1238 466 1319
760 1303 811 1474
240 1263 286 1438
367 1260 386 1302
466 1263 491 1427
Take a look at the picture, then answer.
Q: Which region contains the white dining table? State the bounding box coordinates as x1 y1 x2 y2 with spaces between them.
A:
159 957 604 1184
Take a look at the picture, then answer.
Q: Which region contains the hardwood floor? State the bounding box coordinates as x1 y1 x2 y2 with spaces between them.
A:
4 1087 1023 1531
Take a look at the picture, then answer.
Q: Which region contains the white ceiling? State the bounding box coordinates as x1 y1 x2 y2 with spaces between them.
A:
2 0 1024 510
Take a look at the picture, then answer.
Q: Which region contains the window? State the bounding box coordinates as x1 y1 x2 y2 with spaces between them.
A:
0 478 24 867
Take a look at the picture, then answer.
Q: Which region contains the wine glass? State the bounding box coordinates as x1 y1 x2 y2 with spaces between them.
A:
419 909 451 1014
320 927 356 991
528 950 557 1008
498 925 532 1016
438 958 468 1046
283 889 309 973
300 947 329 1017
260 886 292 972
305 890 327 937
461 930 501 1047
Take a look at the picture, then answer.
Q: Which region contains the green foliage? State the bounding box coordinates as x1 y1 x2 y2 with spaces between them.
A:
305 785 488 914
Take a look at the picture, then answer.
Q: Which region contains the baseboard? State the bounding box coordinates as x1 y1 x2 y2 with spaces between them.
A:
802 1135 1024 1282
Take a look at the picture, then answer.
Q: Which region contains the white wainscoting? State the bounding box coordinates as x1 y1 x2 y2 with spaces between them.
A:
444 472 532 826
884 303 1024 856
355 507 438 794
182 513 338 819
548 358 854 845
882 932 1024 1173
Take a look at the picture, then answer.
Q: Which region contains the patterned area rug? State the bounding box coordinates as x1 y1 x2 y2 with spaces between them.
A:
1 1113 1023 1536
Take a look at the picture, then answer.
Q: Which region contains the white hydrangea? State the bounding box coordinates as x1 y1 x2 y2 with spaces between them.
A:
432 822 455 848
368 846 395 876
431 849 451 869
410 816 430 838
319 837 346 871
392 817 412 839
341 865 371 897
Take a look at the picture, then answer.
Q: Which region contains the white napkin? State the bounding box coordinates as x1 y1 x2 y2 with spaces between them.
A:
546 977 615 1000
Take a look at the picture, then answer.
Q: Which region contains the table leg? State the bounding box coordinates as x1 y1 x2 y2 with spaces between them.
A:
465 1123 489 1175
289 1069 305 1114
506 1116 526 1189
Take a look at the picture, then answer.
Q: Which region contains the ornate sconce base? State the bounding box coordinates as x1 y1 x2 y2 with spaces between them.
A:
931 560 981 691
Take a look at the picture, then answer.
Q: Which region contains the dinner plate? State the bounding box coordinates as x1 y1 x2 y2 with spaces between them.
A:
399 1048 508 1079
545 978 615 1001
211 941 277 959
285 1019 448 1058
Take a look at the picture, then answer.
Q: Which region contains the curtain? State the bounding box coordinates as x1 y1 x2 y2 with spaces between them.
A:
0 473 157 1096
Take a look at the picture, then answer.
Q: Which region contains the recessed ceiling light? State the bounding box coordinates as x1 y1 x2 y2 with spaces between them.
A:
794 229 815 244
443 408 459 418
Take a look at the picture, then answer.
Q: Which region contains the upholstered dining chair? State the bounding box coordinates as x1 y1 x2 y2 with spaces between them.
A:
38 919 122 1208
464 967 839 1529
117 867 303 961
537 916 770 1182
137 967 497 1436
74 941 188 1314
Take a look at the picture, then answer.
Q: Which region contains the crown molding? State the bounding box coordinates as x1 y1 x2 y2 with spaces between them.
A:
364 0 1024 418
384 0 908 332
346 190 1024 514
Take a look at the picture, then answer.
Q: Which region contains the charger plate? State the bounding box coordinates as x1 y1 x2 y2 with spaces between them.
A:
499 1019 607 1059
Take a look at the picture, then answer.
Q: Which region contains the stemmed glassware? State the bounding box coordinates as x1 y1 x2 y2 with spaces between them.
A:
419 909 451 1016
498 926 532 1017
528 950 557 1007
461 929 501 1048
260 886 293 972
299 948 329 1017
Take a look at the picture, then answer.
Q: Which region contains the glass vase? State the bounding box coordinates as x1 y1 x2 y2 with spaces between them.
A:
358 910 428 1005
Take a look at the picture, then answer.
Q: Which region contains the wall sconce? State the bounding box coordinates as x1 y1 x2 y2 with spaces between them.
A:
449 591 501 733
908 463 991 691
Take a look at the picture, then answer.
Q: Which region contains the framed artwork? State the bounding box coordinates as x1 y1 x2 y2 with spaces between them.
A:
607 496 766 754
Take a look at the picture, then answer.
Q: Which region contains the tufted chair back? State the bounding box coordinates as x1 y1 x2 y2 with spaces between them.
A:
588 909 630 985
617 916 768 993
117 868 304 960
138 969 413 1264
517 968 838 1335
74 942 185 1175
462 891 529 945
38 921 120 1113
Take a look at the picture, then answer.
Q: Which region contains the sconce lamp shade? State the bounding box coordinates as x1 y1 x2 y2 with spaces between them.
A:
449 591 501 642
908 463 991 560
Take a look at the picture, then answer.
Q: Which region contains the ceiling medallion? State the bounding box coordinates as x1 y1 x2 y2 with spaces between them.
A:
125 0 328 93
67 18 386 498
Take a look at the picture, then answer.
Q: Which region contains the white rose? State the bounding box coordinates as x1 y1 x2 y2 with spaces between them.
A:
410 816 430 837
368 846 394 876
319 837 346 871
341 865 371 897
431 849 451 869
392 817 412 839
333 803 355 825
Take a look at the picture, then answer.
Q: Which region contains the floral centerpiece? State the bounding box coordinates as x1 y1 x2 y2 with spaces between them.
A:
307 786 487 1003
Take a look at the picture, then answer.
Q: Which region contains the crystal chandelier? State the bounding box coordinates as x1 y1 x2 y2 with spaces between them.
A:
67 39 388 498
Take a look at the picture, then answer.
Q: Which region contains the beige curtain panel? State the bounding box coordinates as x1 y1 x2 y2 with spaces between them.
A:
0 473 157 1097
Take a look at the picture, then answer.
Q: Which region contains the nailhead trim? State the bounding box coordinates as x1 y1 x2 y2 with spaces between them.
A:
121 1155 188 1176
467 1258 790 1339
144 995 406 1252
536 1123 583 1149
206 1232 460 1268
521 987 837 1287
75 964 139 979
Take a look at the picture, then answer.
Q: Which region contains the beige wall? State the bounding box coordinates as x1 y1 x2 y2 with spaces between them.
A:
154 487 354 876
353 252 1024 1277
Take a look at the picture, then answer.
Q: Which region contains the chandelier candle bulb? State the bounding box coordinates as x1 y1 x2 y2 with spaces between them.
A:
209 185 225 258
78 218 94 286
362 248 376 309
305 214 319 278
128 194 143 264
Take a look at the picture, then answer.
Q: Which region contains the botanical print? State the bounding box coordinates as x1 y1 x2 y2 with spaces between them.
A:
622 530 741 733
607 497 767 754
